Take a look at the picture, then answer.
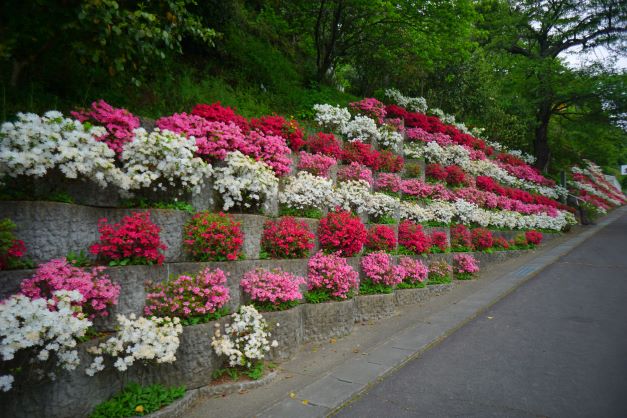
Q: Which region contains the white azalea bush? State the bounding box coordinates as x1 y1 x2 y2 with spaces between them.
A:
0 111 129 189
86 314 183 375
279 171 333 212
213 151 279 211
121 128 212 195
211 305 277 378
362 192 400 221
378 126 404 150
385 88 428 113
327 179 371 213
0 290 91 392
313 104 351 131
342 115 381 143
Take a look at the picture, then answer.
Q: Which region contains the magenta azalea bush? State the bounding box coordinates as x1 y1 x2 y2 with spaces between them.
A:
241 267 305 310
297 151 337 177
20 258 120 319
360 252 404 287
428 260 452 284
337 162 374 185
144 267 230 324
307 251 359 301
453 254 480 280
397 256 429 287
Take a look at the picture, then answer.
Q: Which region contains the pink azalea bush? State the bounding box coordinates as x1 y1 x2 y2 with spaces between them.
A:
453 254 480 280
90 212 167 265
307 251 359 300
297 151 337 177
397 256 429 288
241 267 305 310
72 99 140 155
428 260 452 284
360 252 404 289
337 162 374 185
20 258 120 319
349 98 387 123
145 267 230 324
375 173 402 193
247 130 292 176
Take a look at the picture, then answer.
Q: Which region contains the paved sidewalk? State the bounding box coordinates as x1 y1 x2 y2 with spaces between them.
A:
335 209 627 417
185 209 625 418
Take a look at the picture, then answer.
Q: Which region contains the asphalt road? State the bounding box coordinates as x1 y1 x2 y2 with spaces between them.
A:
335 213 627 418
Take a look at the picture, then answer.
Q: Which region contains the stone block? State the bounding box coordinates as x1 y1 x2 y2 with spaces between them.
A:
231 214 267 260
394 287 430 306
302 299 355 343
353 293 396 322
261 306 303 361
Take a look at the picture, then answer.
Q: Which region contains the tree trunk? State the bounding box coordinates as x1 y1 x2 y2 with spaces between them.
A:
534 102 551 172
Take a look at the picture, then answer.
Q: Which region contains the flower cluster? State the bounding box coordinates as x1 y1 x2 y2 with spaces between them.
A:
430 231 448 252
90 211 167 265
453 254 480 279
241 268 305 309
398 220 431 254
247 130 292 176
342 141 380 169
349 98 387 123
318 210 367 256
213 151 279 211
297 151 336 177
86 314 182 375
279 171 334 212
303 132 344 159
385 88 428 113
428 260 452 283
192 102 250 131
361 192 400 220
361 252 404 287
337 162 374 185
365 225 397 252
121 128 212 195
250 115 305 151
0 290 91 391
307 251 359 299
376 173 402 193
451 224 472 251
183 212 243 261
398 256 429 285
72 100 140 155
471 228 493 251
0 218 31 270
20 258 120 319
211 305 277 369
327 179 371 213
144 268 230 320
525 230 543 246
261 217 315 259
313 104 352 131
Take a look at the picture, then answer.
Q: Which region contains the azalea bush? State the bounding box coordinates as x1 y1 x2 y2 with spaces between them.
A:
430 231 449 253
403 162 422 178
360 252 404 294
90 211 167 266
396 257 429 289
428 260 452 284
493 236 510 250
362 193 399 224
342 141 380 169
144 267 230 325
365 225 397 253
327 179 371 214
375 173 402 195
337 162 373 185
192 102 250 131
71 100 140 155
297 151 336 177
241 268 305 311
376 150 404 173
453 254 480 280
261 217 315 259
279 171 333 217
20 258 120 319
426 163 448 182
318 210 367 256
342 115 381 143
471 228 493 251
0 218 33 270
444 165 466 186
450 225 473 251
398 220 431 254
183 212 243 262
349 98 386 123
211 305 277 379
303 132 344 159
247 130 292 176
313 104 351 131
525 230 543 246
306 251 359 302
250 115 304 151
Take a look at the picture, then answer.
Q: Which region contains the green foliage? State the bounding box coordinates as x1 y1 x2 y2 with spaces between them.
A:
121 198 195 213
252 300 300 312
179 307 230 327
279 205 323 219
66 250 92 267
89 382 185 418
456 272 474 281
359 279 393 295
369 214 397 225
397 281 426 289
428 274 451 285
212 361 266 381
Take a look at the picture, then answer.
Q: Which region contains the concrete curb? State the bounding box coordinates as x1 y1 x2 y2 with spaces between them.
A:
257 208 626 418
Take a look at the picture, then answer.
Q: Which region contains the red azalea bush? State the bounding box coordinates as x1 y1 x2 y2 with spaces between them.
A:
261 217 315 259
192 102 250 131
493 236 510 250
144 267 230 321
471 228 493 251
513 234 528 247
451 224 473 250
376 150 404 173
304 132 344 159
183 212 243 261
90 211 166 265
72 99 140 155
398 220 431 254
250 115 305 151
0 218 31 270
365 225 397 252
445 165 466 186
426 163 448 182
241 267 305 309
525 230 543 246
342 141 380 169
430 231 448 252
20 258 120 319
318 210 367 256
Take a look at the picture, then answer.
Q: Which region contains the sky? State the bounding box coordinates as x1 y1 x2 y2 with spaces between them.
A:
563 45 627 70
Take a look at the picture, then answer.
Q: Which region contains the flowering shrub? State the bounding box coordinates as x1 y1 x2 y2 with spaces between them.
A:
360 252 404 294
213 151 278 211
342 141 380 169
279 171 333 215
247 130 292 176
362 193 400 222
72 100 140 155
303 132 344 159
349 98 387 123
90 211 166 265
313 104 351 131
20 258 120 319
0 111 129 189
397 257 429 288
453 254 480 280
403 162 421 178
398 220 431 254
191 102 250 131
378 127 404 150
445 165 466 186
318 210 367 256
306 251 359 300
183 212 243 261
342 115 381 143
241 268 305 311
428 260 452 284
493 236 510 250
327 179 371 213
0 290 91 391
261 217 315 259
0 219 32 270
376 173 402 194
250 115 305 151
525 230 543 246
426 163 448 182
86 314 182 375
430 231 449 253
121 128 212 195
513 234 528 248
471 228 493 251
376 150 404 173
297 151 336 177
451 224 473 251
211 305 277 375
145 268 230 324
365 225 397 252
337 162 374 185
